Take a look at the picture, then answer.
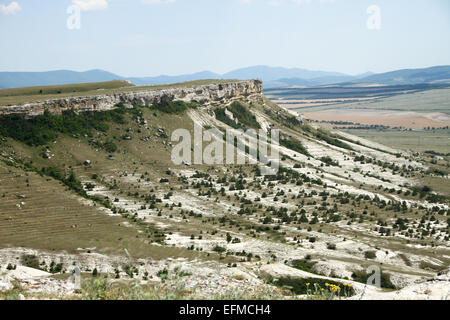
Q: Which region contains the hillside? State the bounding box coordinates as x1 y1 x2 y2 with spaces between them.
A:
0 80 449 300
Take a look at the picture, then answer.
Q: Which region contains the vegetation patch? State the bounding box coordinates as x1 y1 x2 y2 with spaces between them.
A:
20 254 41 270
320 156 339 167
151 100 198 114
291 259 317 273
272 277 355 297
38 166 112 208
351 270 396 289
280 138 310 156
364 251 377 259
215 101 260 129
314 129 353 151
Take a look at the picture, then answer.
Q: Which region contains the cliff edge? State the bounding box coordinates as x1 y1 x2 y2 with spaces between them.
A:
0 80 262 117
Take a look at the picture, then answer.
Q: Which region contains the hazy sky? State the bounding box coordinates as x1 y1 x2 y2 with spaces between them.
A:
0 0 449 76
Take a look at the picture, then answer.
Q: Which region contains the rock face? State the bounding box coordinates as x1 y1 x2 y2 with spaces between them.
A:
0 80 262 117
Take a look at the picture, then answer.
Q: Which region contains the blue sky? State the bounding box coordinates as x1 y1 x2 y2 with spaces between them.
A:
0 0 449 77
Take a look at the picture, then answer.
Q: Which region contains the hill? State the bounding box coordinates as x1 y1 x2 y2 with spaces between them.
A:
0 66 363 89
223 65 349 81
0 80 448 300
354 66 450 85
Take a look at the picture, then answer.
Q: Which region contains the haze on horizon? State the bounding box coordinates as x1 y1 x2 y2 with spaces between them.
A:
0 0 449 77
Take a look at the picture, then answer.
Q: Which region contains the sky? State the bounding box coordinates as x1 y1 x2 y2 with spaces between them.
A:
0 0 449 77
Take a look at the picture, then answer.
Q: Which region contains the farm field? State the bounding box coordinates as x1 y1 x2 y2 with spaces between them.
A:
280 87 450 115
268 85 450 155
304 110 450 130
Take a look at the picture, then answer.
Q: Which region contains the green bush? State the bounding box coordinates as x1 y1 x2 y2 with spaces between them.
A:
228 102 260 129
280 138 310 156
327 243 337 250
320 156 339 167
215 108 240 129
102 140 118 153
6 263 16 270
215 101 260 129
351 270 396 289
20 254 41 270
291 259 317 273
314 129 353 151
48 261 63 274
151 100 198 114
273 277 355 296
212 245 226 253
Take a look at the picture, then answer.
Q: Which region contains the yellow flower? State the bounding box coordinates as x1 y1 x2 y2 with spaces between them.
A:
306 283 310 286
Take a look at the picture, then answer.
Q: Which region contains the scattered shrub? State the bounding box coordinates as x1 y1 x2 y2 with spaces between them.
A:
364 251 377 259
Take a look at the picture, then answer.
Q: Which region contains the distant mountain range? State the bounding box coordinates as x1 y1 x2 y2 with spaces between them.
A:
0 70 121 89
1 65 449 89
351 65 450 85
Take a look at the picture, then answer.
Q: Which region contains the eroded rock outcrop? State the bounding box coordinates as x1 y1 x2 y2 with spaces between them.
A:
0 80 262 117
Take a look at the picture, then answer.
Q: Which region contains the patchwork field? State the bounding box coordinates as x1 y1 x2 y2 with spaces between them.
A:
341 129 450 154
282 87 450 114
304 110 450 130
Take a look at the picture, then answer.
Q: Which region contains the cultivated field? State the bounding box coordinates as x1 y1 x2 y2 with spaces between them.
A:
281 87 450 115
0 84 449 300
342 129 450 154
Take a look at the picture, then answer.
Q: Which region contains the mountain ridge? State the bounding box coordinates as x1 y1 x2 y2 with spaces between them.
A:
1 65 449 89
